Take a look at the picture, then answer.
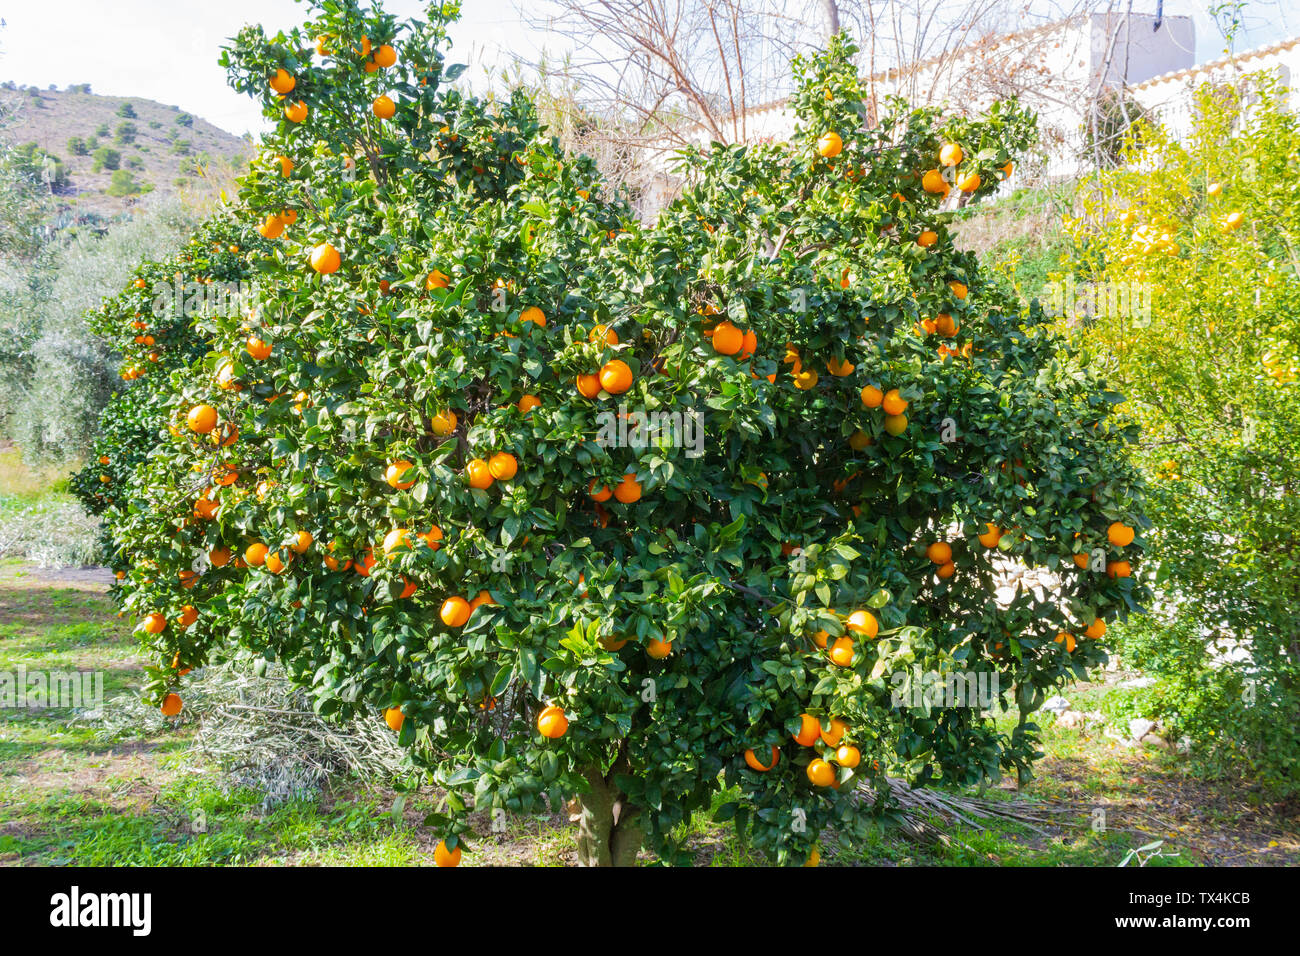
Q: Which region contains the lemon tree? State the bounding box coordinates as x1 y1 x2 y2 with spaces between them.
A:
1064 75 1300 797
93 1 1146 865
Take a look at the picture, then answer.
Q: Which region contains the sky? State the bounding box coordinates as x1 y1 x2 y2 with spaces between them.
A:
0 0 1296 139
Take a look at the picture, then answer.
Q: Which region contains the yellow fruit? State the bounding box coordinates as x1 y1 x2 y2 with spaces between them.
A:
792 713 820 746
816 131 843 158
431 410 458 435
372 95 396 119
939 142 963 166
433 839 461 867
884 413 908 436
537 705 568 738
806 758 836 787
846 609 878 637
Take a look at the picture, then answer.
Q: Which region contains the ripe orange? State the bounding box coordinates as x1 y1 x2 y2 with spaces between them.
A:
246 336 272 360
792 713 820 746
820 718 847 747
861 385 883 408
160 693 183 717
258 215 284 239
744 745 780 772
276 155 293 177
917 230 938 248
926 541 952 564
978 523 1002 548
187 404 217 434
143 612 167 634
835 745 861 768
426 269 450 290
934 313 957 337
816 131 842 158
466 458 494 490
1085 618 1107 640
488 452 518 481
711 321 743 355
948 280 968 299
309 243 341 274
520 306 546 327
939 142 963 166
440 596 471 628
807 759 836 787
373 44 397 68
589 324 618 346
576 373 602 399
537 705 568 738
384 706 405 732
613 473 642 504
270 68 296 94
431 409 458 435
469 589 494 611
881 389 908 416
372 95 396 119
1107 560 1132 578
826 356 855 377
847 610 878 638
265 550 288 574
599 359 633 395
244 542 268 567
355 549 376 577
645 637 672 659
385 460 415 490
1054 632 1077 653
588 478 613 502
600 632 628 651
284 100 308 123
209 546 231 568
382 528 411 556
1073 552 1091 570
1107 522 1135 547
921 168 948 194
828 635 854 666
433 839 461 867
739 329 758 359
421 525 444 550
292 531 313 554
958 171 981 192
936 562 956 579
517 394 541 414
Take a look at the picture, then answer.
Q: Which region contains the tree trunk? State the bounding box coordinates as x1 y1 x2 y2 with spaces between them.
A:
821 0 840 38
574 766 643 866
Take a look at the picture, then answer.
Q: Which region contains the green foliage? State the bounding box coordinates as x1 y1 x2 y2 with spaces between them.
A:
106 169 147 197
117 102 136 119
115 121 138 145
67 136 90 156
92 146 121 172
1065 75 1300 800
92 1 1145 865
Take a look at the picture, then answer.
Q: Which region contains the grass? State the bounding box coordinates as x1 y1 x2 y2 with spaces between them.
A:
0 447 101 567
1 555 1295 866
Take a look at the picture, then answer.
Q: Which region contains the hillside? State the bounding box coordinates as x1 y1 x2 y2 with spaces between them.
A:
0 83 252 219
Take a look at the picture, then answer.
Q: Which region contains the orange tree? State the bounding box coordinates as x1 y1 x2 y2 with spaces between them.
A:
95 1 1147 865
1064 76 1300 798
71 211 269 560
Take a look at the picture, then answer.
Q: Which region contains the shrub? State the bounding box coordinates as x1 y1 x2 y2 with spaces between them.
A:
96 1 1146 866
1064 75 1300 800
117 102 136 118
67 136 90 156
92 146 120 172
106 169 143 196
